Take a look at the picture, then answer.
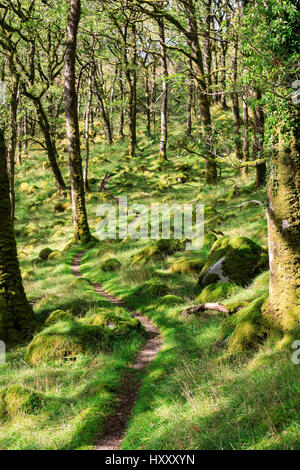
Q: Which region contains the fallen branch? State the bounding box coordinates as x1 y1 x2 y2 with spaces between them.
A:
227 200 264 210
99 171 109 192
182 303 229 315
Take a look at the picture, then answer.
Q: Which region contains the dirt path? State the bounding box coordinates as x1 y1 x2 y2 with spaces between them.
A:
72 249 161 450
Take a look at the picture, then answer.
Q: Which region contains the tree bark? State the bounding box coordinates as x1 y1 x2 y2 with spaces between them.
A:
242 86 249 178
65 0 91 242
158 11 168 161
0 128 35 343
231 40 243 162
84 64 92 192
7 71 19 222
253 89 266 187
265 106 300 336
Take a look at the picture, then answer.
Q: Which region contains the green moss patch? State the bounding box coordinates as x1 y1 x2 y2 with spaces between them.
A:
0 385 43 420
131 239 185 266
158 295 183 305
170 256 205 274
44 309 74 327
196 282 237 303
100 258 122 272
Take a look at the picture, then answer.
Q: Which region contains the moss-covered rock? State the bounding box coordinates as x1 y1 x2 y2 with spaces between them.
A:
196 282 237 303
131 239 185 266
0 385 43 420
198 236 262 287
48 250 63 260
39 248 53 260
227 297 268 353
26 310 144 365
100 258 121 272
44 309 74 327
159 295 183 305
170 256 205 274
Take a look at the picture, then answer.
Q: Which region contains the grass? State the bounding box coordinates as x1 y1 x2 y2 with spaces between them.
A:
0 108 299 450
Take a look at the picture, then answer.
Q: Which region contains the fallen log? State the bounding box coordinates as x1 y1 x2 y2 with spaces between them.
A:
227 200 264 211
181 303 229 315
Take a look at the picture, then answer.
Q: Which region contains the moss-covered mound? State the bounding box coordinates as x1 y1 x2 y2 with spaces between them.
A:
170 256 205 274
159 295 183 305
100 258 122 272
83 308 145 337
199 236 263 287
0 385 43 420
26 310 144 364
44 309 74 327
218 296 268 352
196 282 237 304
48 250 63 260
39 248 53 260
131 239 185 266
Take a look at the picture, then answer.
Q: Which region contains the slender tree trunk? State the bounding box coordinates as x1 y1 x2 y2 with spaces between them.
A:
84 64 92 192
264 106 300 339
231 40 243 161
186 62 193 137
65 0 91 242
7 73 19 222
158 12 168 161
186 0 217 184
221 42 228 110
203 0 212 102
145 67 151 135
118 67 125 139
242 86 249 178
151 61 157 131
253 89 266 187
126 23 137 157
0 128 35 343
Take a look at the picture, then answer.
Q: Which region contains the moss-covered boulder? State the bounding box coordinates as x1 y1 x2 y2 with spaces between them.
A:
48 250 63 260
44 309 74 327
100 258 121 272
131 239 185 266
25 320 105 365
159 295 183 305
39 248 53 260
218 297 268 352
198 236 262 287
0 385 43 420
170 256 205 274
196 282 237 303
82 308 144 337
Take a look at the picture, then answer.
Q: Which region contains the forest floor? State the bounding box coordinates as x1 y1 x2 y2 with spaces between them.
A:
0 109 299 450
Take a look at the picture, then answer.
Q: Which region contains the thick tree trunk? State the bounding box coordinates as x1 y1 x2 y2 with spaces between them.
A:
186 62 193 137
65 0 91 242
144 68 151 135
265 106 300 338
0 129 35 343
158 13 168 161
253 89 266 187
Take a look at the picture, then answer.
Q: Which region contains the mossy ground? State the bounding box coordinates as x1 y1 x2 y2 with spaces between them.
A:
0 109 299 449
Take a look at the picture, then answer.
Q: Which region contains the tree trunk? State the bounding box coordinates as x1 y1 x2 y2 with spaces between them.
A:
220 42 228 110
253 89 266 187
84 64 92 192
7 73 19 222
34 99 66 192
158 12 168 161
65 0 91 242
185 0 217 184
242 87 249 178
145 67 151 135
186 61 193 137
151 61 157 131
118 67 125 139
231 40 243 162
265 106 300 339
0 128 35 343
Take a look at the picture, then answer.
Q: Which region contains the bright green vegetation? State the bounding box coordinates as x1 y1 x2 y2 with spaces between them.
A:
0 110 299 450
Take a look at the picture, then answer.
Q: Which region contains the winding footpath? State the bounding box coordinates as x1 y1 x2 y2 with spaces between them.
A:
72 249 161 450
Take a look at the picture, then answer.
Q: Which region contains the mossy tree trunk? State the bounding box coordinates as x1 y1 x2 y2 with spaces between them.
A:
0 129 35 343
65 0 91 243
158 9 168 161
7 68 19 223
253 89 266 187
265 105 300 335
231 39 243 162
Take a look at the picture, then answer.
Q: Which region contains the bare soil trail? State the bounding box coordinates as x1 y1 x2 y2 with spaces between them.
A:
72 249 161 450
